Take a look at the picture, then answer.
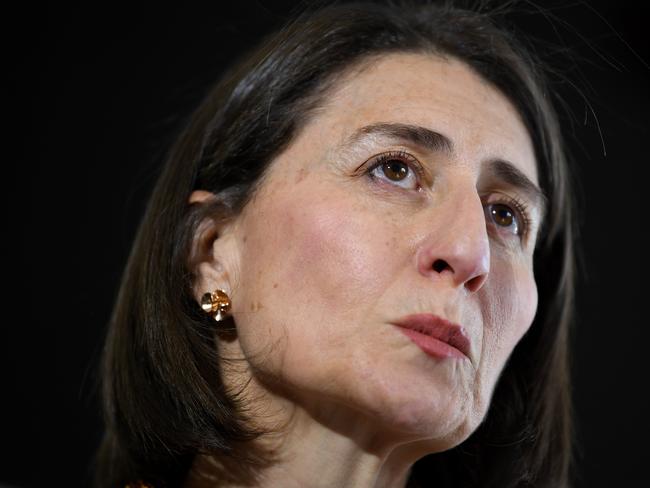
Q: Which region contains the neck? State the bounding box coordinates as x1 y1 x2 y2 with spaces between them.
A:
183 367 431 488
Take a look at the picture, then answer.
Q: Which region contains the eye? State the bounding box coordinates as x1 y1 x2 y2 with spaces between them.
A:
486 203 519 234
364 150 424 191
484 195 532 240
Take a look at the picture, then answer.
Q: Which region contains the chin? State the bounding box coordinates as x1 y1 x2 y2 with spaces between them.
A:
375 395 476 446
420 411 483 454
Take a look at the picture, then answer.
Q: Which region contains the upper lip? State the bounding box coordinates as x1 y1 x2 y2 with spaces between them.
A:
392 313 471 359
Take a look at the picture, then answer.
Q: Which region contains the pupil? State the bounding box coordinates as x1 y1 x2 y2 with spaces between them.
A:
385 161 407 180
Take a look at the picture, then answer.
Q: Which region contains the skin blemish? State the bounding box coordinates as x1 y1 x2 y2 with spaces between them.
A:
295 168 307 184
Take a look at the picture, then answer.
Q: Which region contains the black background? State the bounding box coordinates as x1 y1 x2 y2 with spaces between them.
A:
5 0 649 487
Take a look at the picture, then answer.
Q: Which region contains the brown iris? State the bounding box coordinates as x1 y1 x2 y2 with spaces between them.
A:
382 160 409 181
490 203 515 228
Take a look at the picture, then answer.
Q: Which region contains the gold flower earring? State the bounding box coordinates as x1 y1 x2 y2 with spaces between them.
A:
200 288 232 322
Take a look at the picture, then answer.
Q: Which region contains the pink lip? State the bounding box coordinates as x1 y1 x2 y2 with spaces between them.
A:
392 313 471 360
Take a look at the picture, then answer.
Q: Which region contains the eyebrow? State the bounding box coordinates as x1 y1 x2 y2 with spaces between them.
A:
344 121 455 155
341 122 548 220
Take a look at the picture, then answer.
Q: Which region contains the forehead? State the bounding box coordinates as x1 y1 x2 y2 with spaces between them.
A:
305 52 538 185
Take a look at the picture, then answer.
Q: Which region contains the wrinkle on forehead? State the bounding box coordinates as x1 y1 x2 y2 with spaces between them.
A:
293 52 538 186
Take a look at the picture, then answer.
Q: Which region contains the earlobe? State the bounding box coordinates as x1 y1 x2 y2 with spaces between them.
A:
194 261 230 303
191 239 237 309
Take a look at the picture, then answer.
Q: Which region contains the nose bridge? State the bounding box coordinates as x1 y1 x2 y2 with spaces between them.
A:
416 181 490 293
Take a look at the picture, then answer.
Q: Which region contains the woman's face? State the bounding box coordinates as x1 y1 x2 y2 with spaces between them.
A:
199 53 543 454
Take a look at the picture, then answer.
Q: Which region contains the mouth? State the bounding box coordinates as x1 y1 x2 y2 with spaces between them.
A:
391 313 471 360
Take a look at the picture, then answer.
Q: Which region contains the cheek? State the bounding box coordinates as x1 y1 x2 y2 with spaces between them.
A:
281 201 385 310
480 258 538 383
234 185 400 384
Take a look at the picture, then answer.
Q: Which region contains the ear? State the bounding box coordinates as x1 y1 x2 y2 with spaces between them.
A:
187 190 242 307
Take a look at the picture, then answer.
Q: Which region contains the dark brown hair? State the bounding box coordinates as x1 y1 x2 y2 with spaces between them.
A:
92 0 581 486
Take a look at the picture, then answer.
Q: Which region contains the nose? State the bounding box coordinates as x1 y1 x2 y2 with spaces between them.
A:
415 187 490 294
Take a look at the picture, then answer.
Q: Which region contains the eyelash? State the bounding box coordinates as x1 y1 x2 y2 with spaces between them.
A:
364 150 533 240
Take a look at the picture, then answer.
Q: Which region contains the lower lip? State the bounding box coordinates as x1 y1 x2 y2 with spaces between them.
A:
396 327 467 359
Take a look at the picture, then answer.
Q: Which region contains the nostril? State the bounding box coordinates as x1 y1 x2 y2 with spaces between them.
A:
465 274 486 293
432 259 451 273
